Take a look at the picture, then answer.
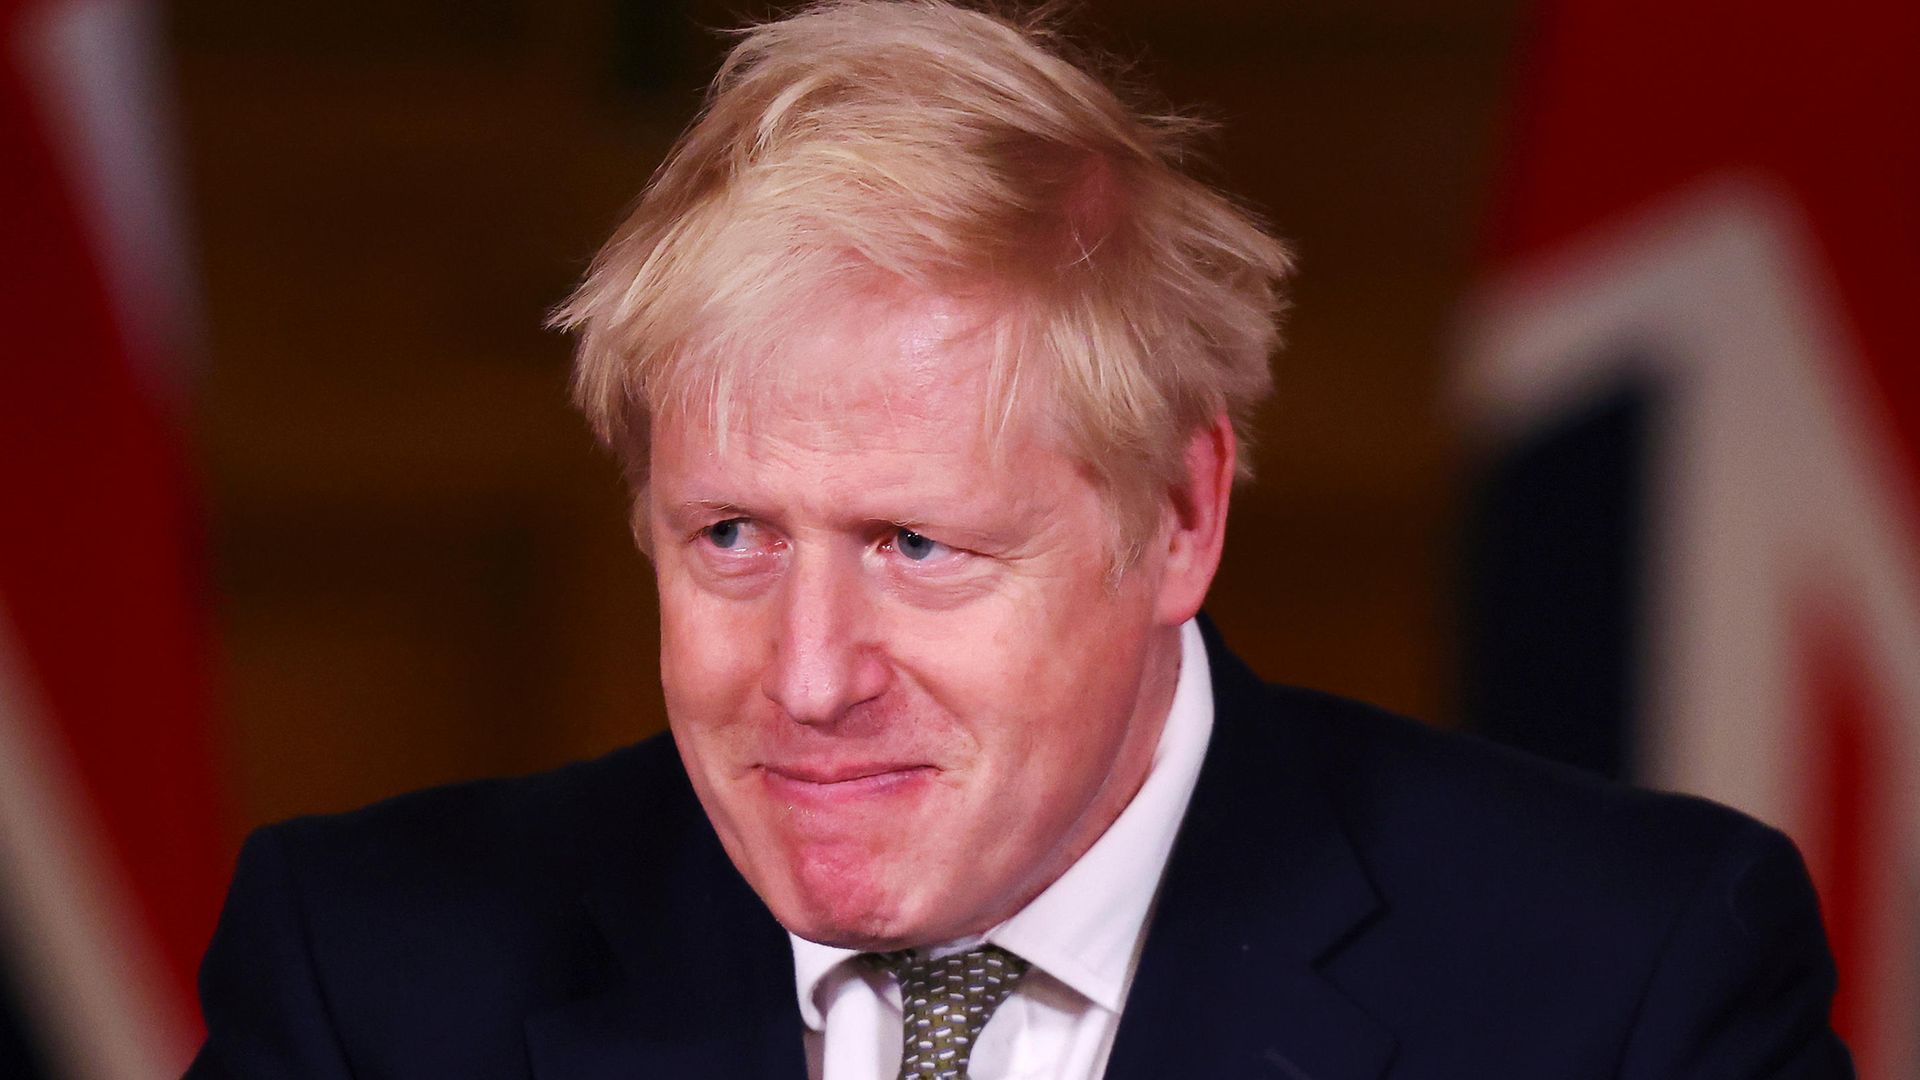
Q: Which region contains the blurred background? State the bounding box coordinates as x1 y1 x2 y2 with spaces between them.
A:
2 0 1914 1076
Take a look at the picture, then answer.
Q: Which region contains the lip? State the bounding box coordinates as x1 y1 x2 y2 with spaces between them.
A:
759 762 936 805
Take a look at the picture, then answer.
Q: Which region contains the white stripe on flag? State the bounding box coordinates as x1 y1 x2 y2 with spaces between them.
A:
12 0 197 394
0 611 196 1080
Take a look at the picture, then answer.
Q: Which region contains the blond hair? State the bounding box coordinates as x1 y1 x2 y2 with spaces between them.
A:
553 0 1293 566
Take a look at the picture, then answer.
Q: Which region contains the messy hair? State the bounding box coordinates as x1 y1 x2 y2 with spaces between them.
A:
553 0 1293 567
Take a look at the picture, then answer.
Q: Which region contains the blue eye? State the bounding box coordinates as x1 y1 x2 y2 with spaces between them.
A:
705 519 746 549
895 528 940 561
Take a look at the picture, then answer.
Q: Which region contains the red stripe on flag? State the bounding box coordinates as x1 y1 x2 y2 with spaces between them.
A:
1 0 227 1023
1795 604 1895 1069
1804 614 1881 1053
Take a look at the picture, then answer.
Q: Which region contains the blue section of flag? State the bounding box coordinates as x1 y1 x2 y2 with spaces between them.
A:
1461 372 1656 782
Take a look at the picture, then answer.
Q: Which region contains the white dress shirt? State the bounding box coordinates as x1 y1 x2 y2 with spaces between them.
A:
790 619 1216 1080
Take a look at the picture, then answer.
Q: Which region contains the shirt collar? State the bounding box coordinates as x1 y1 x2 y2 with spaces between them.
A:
789 619 1215 1025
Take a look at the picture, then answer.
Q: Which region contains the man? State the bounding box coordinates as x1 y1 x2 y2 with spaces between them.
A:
189 2 1852 1077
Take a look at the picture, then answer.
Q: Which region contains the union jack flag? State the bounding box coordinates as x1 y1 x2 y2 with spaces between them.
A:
1459 1 1920 1074
0 0 226 1075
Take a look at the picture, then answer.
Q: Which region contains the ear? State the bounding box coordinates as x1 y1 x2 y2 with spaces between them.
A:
1152 415 1236 626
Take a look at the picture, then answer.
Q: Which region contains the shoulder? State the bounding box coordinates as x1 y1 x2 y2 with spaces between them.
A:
256 733 688 906
1247 680 1789 930
1274 676 1766 887
1197 619 1759 882
199 734 698 1067
1221 680 1845 1070
1275 682 1755 856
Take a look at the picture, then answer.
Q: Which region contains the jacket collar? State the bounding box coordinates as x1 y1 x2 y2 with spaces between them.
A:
1101 616 1395 1080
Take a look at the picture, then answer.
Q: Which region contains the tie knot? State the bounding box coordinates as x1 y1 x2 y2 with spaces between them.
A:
865 945 1030 1078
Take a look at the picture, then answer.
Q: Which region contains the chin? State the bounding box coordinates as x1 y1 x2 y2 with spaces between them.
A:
763 847 922 949
775 889 916 950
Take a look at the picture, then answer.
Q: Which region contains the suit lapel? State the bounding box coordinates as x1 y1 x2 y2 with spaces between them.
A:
1103 622 1395 1080
526 745 809 1080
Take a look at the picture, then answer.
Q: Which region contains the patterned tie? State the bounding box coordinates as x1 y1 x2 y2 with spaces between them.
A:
866 945 1031 1079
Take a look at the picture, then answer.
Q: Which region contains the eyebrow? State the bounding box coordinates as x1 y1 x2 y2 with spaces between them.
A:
659 498 754 524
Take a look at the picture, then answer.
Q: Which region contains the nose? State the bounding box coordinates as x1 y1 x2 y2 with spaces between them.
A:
761 549 891 725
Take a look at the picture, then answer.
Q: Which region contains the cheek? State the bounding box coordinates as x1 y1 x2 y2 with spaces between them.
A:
657 577 766 729
1009 596 1157 748
887 608 1029 705
897 593 1145 755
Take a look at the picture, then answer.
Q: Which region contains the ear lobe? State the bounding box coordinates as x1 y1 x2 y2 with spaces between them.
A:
1153 415 1236 625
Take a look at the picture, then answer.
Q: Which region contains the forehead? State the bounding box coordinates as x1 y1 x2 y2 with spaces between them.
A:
788 291 978 406
670 287 1035 451
650 289 1061 510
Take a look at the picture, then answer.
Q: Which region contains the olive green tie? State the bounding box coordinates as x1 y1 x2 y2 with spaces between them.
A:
867 945 1031 1079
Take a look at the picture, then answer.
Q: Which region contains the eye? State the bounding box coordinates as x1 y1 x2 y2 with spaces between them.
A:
703 518 751 550
892 527 946 562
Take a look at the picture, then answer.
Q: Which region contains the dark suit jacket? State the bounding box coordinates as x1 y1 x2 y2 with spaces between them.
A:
188 622 1853 1079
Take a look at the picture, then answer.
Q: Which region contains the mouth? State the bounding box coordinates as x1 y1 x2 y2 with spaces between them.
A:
759 762 936 805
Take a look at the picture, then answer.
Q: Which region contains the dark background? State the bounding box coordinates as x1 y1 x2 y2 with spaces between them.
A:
169 0 1523 836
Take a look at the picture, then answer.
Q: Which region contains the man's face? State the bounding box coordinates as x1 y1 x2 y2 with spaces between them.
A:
646 291 1185 949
